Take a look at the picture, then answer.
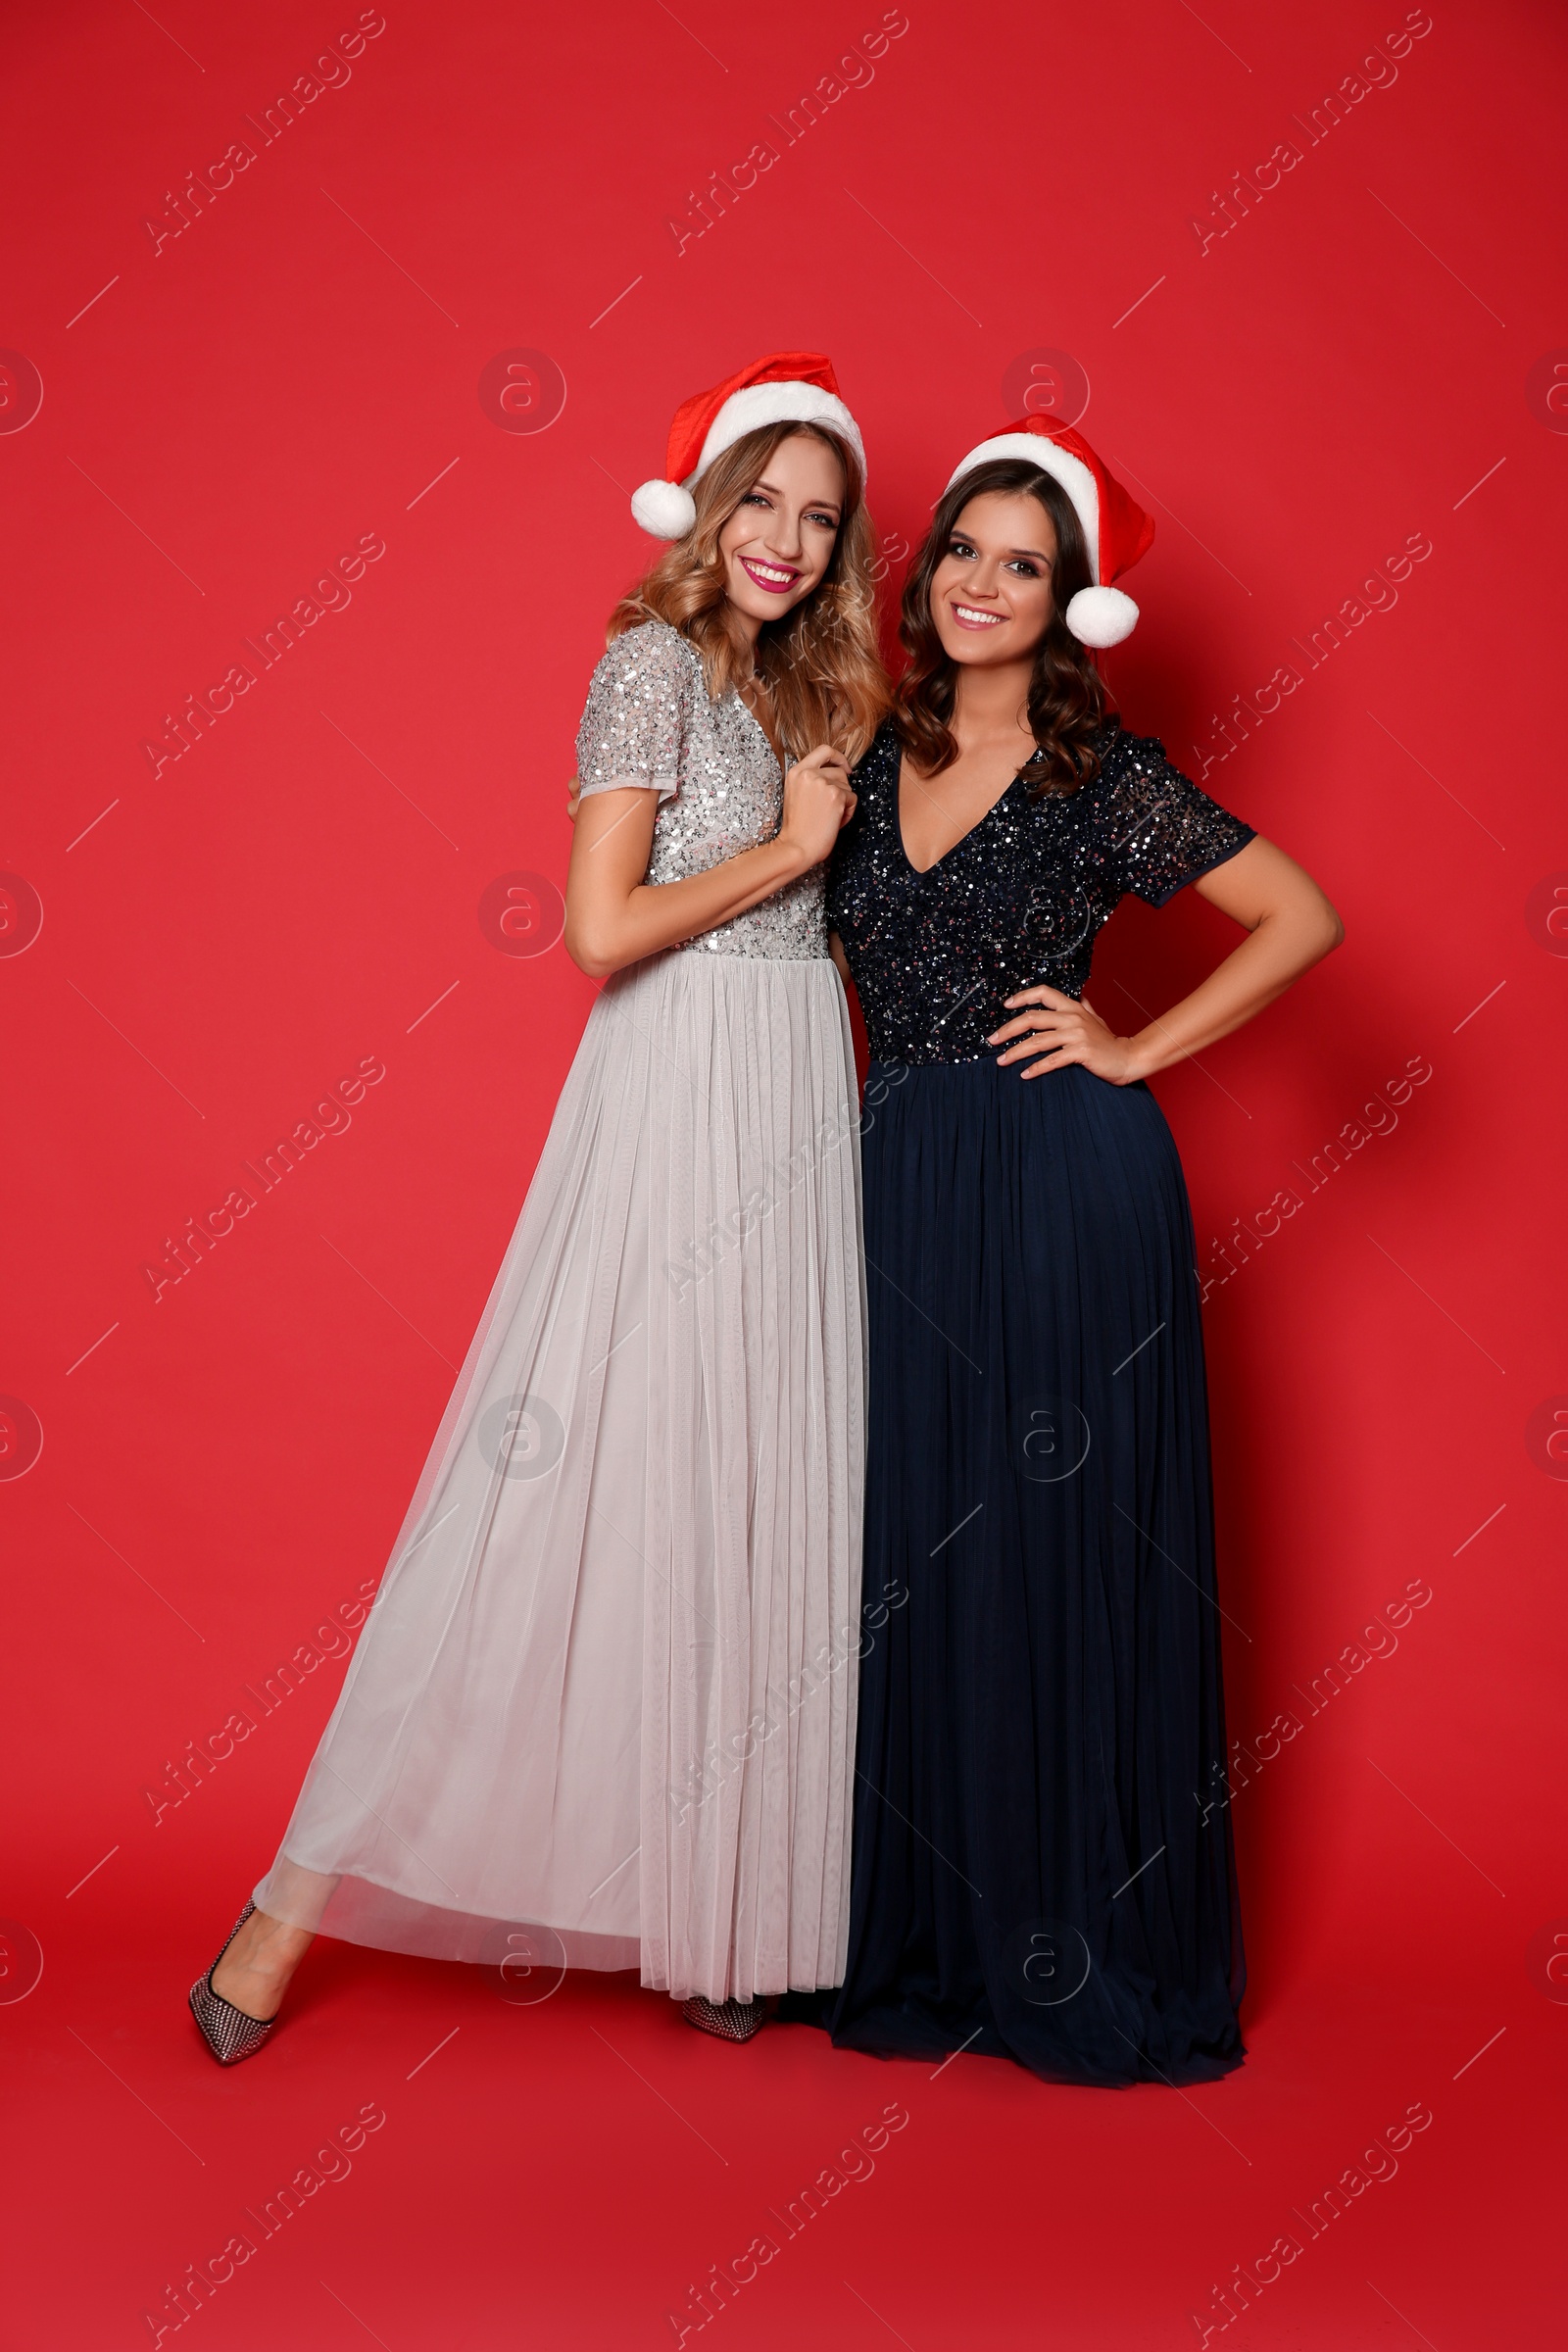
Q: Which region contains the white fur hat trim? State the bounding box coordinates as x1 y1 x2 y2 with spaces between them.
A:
947 432 1102 585
632 381 867 539
693 382 865 484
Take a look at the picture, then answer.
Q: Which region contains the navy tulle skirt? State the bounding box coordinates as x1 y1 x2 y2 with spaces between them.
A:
799 1057 1245 2085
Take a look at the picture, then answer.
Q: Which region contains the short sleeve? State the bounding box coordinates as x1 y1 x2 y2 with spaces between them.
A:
1103 729 1255 906
574 622 694 804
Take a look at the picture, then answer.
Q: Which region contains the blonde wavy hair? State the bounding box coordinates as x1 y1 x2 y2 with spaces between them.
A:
609 421 890 765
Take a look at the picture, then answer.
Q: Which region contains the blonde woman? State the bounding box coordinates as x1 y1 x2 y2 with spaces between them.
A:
190 354 889 2055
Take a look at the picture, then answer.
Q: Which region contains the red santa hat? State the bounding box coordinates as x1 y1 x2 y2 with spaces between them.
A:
631 351 866 540
944 417 1155 648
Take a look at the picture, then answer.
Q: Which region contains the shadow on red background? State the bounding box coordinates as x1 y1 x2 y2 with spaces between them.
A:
2 1 1564 2344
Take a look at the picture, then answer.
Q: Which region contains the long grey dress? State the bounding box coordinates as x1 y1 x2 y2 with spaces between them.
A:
254 620 865 2001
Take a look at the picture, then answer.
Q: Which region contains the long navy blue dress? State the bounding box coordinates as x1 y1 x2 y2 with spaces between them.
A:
810 716 1252 2085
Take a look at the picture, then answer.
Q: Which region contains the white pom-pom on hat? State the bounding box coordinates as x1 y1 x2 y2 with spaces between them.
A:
630 479 698 540
1063 584 1140 648
632 352 866 540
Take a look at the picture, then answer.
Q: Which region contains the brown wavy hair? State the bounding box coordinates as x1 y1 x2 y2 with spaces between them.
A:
610 421 890 765
896 456 1110 796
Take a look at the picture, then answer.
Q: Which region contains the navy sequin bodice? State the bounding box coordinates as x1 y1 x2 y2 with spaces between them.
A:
827 718 1255 1065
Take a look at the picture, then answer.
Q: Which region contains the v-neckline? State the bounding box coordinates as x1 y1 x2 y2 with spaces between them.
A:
667 625 781 771
895 748 1022 878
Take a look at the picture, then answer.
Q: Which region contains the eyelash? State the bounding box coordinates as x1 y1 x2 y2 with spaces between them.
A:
948 537 1042 578
742 493 838 529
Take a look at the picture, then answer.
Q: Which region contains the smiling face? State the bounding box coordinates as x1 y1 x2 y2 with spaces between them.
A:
927 489 1059 669
715 428 847 638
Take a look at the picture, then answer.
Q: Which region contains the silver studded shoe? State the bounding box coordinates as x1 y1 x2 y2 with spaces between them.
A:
188 1900 276 2066
680 1994 768 2043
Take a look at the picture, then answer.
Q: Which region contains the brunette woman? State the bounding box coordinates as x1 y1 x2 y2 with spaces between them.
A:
189 355 888 2058
813 418 1342 2083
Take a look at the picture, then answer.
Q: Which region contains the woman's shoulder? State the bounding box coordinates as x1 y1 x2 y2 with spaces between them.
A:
1075 713 1190 811
852 717 903 787
575 616 703 779
1092 712 1166 775
589 616 702 693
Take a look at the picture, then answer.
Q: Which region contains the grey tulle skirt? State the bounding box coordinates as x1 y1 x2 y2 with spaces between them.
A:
255 949 865 2002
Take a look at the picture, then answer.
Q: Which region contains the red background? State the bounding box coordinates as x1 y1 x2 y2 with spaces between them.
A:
3 1 1564 2344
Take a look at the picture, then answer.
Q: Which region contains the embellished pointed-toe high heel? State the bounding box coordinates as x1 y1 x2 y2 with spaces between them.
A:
680 1994 768 2043
188 1901 276 2066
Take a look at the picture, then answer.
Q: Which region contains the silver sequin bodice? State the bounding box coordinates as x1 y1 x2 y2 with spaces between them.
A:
574 620 826 960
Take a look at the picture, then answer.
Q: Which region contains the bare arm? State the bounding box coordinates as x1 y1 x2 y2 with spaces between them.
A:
564 747 854 981
990 835 1344 1082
